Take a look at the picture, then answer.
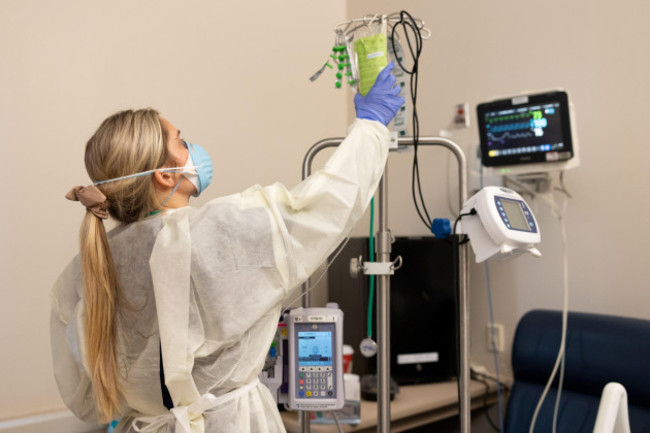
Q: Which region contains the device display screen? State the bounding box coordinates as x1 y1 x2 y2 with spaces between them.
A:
500 199 530 231
477 91 573 167
297 331 333 367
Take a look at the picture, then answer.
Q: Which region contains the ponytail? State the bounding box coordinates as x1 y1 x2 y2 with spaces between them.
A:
74 108 167 420
80 211 123 422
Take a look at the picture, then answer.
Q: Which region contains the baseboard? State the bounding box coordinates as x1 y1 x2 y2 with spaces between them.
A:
0 411 105 433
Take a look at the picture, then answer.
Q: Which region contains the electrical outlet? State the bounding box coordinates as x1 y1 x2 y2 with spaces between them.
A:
454 102 470 128
486 323 505 353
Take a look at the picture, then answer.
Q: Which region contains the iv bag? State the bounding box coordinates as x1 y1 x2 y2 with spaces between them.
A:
346 15 388 96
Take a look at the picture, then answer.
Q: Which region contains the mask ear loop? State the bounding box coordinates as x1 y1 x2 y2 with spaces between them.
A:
91 164 197 207
93 166 193 185
161 176 183 207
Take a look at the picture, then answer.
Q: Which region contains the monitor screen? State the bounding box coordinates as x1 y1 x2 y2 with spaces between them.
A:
297 330 333 367
499 198 531 232
477 91 574 168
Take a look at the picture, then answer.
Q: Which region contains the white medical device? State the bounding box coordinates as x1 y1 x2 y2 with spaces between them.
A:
288 304 345 411
259 312 289 405
460 186 541 262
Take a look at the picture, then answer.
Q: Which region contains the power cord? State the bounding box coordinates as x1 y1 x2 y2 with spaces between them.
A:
390 10 432 230
331 411 344 433
452 208 476 245
452 208 477 236
471 369 511 432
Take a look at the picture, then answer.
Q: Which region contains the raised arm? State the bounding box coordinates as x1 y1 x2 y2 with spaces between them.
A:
255 63 404 288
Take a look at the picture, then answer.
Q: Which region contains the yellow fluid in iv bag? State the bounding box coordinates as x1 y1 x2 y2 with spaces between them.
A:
354 33 388 96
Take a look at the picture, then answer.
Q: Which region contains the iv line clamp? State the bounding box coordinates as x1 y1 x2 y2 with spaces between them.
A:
349 255 403 278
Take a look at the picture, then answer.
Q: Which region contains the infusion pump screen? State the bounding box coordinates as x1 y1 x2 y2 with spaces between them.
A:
298 331 333 367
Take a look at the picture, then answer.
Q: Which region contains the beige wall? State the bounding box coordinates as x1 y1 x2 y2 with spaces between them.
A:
348 0 650 382
3 0 650 424
0 0 347 421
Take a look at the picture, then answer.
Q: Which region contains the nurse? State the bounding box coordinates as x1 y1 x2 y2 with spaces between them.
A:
51 63 403 433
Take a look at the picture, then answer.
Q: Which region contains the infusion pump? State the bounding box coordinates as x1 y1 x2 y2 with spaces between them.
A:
460 186 541 262
259 304 345 411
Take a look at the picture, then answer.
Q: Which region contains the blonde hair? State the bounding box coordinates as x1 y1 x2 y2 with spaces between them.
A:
80 108 168 421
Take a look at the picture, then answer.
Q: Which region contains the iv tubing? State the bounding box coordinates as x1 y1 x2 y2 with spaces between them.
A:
504 175 570 433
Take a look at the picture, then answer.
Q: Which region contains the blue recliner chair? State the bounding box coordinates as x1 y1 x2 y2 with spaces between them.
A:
504 310 650 432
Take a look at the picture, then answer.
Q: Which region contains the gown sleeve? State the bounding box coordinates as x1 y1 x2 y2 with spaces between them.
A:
244 118 390 291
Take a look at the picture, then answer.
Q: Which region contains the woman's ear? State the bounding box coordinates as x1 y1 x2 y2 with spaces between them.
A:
153 169 177 190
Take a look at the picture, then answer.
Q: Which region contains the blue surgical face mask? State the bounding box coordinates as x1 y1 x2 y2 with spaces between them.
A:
182 140 213 197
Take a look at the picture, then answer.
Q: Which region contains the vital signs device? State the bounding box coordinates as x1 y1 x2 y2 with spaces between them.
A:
477 90 579 175
460 186 541 262
288 305 345 411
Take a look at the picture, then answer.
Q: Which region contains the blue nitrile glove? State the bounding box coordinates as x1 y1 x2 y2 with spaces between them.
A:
354 62 405 126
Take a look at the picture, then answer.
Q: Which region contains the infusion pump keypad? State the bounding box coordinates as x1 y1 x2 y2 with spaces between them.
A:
298 367 334 398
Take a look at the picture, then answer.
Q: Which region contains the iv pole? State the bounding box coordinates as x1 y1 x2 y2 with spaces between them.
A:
300 136 469 433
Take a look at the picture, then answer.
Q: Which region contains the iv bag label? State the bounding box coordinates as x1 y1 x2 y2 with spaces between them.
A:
354 33 388 96
387 36 408 137
397 352 439 365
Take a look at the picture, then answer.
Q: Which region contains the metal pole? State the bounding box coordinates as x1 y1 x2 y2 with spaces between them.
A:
397 136 470 433
459 243 470 433
301 136 468 433
299 138 344 433
376 171 391 433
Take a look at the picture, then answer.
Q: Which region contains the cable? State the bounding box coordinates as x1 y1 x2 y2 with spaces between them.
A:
390 10 432 230
554 171 573 199
553 350 566 433
553 213 569 433
472 375 502 432
526 189 570 433
331 411 344 433
472 369 511 393
452 209 476 236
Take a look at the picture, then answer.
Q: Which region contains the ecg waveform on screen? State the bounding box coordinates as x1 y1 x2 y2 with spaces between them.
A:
485 110 540 124
489 121 534 133
486 109 549 145
487 131 534 142
483 102 565 159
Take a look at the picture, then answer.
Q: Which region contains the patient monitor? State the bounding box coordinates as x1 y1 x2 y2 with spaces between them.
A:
477 90 579 176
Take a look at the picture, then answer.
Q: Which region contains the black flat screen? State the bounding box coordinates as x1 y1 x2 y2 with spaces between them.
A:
477 91 574 168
